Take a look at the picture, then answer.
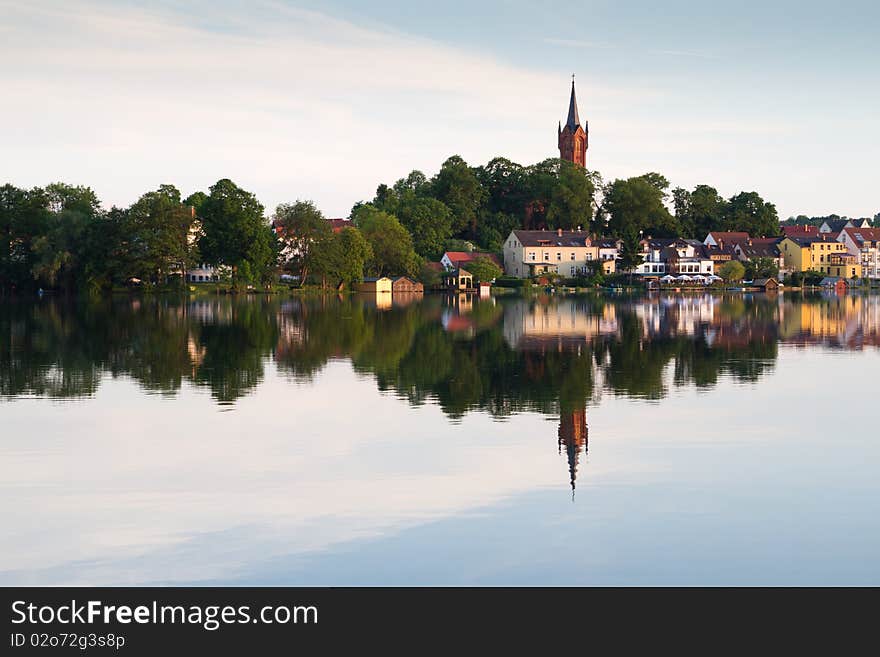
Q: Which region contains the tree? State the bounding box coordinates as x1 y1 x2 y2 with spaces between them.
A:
718 260 746 281
673 184 725 239
744 257 779 280
126 184 197 285
0 184 50 291
273 200 331 281
722 191 779 237
430 155 486 237
395 196 453 260
353 206 419 276
545 161 597 230
604 173 678 238
197 179 275 287
617 230 644 278
311 227 372 289
465 256 502 283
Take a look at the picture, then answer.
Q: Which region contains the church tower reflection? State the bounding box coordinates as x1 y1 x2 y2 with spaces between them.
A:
558 406 588 496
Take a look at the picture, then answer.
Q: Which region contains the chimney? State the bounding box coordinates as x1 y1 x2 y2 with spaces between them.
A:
557 228 563 237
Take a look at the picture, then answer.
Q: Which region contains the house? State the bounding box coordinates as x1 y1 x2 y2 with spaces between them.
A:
502 229 616 278
187 263 223 283
444 268 474 291
733 238 787 277
820 218 871 233
391 276 423 294
356 277 392 293
634 238 714 277
838 227 880 279
752 278 779 291
778 235 860 277
441 251 502 271
703 231 750 248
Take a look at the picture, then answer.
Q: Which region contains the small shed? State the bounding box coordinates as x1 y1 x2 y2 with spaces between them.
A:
444 267 474 291
753 277 779 291
356 277 392 293
820 276 848 294
391 276 424 294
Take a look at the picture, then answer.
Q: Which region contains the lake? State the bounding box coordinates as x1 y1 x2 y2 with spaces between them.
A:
2 291 879 585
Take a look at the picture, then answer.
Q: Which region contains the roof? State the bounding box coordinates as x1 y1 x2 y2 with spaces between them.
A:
391 276 417 283
752 278 778 286
707 231 750 243
821 219 849 232
781 225 819 237
328 218 353 233
361 277 391 282
594 238 619 248
424 261 445 272
737 241 781 259
512 230 592 248
564 79 581 131
843 226 880 245
443 251 502 267
782 234 839 247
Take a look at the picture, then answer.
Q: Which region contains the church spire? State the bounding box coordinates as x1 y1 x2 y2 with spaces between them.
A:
565 74 580 130
558 75 588 167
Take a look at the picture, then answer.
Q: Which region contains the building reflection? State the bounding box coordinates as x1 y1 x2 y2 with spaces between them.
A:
558 407 588 496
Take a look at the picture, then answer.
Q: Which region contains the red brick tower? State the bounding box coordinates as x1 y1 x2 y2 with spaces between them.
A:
558 406 589 494
558 75 588 167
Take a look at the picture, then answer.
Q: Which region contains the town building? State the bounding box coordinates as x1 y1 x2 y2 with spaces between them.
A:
779 235 860 277
820 218 871 234
838 227 880 279
781 225 819 238
703 231 750 248
502 229 616 278
733 238 787 277
633 238 714 277
440 251 502 271
557 76 588 167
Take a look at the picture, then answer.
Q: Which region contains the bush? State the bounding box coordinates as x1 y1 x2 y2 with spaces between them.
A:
494 276 532 288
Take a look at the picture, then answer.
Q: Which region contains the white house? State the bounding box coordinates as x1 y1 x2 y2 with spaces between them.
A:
838 227 880 279
633 238 714 276
502 229 616 279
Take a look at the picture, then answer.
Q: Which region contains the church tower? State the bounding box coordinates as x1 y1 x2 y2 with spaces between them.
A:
558 76 588 167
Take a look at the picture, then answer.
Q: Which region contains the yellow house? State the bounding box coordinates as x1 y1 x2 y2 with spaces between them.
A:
778 236 860 277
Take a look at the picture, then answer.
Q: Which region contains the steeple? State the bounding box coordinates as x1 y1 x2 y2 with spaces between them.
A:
558 75 588 167
565 75 580 131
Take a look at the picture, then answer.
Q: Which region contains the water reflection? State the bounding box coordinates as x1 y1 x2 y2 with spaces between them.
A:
3 291 879 487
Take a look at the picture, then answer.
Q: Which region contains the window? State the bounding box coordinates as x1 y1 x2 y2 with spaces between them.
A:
570 253 575 260
544 252 549 261
570 266 575 275
529 252 535 261
557 252 561 261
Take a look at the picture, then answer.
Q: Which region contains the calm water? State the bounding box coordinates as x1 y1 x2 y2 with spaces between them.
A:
2 291 879 585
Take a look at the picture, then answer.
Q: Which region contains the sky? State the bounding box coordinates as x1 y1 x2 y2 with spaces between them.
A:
1 0 878 220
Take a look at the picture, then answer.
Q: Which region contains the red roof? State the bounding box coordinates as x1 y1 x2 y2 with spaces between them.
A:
707 231 750 243
443 251 502 268
328 218 352 233
781 225 819 237
842 226 880 244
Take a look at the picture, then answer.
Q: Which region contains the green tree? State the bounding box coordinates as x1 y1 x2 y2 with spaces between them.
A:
616 230 644 278
198 179 276 287
430 155 486 237
353 206 419 276
126 184 197 286
395 196 453 259
273 200 331 281
604 173 678 238
743 257 779 280
722 191 779 237
0 185 50 291
718 260 746 281
465 256 502 283
673 184 725 239
545 161 597 230
311 227 372 289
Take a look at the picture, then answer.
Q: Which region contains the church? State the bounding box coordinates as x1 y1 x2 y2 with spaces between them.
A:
558 76 588 167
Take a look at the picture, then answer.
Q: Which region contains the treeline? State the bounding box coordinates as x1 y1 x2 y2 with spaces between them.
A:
1 155 790 293
349 156 784 255
782 212 879 227
0 180 276 293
